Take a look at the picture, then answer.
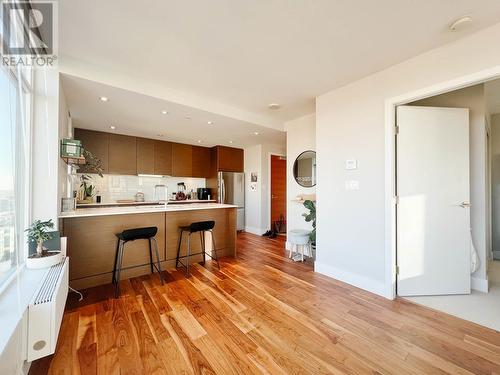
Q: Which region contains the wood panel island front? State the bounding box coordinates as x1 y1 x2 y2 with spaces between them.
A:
59 203 237 289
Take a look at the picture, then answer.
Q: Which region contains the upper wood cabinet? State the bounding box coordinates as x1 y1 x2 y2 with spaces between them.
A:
172 143 192 177
73 128 216 177
192 146 211 178
74 128 109 174
154 140 173 176
108 134 137 175
215 146 244 172
136 138 155 175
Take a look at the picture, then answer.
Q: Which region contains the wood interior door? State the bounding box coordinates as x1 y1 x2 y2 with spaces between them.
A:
271 155 287 230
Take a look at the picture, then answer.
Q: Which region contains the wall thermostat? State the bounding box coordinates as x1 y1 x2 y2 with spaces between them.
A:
345 159 357 170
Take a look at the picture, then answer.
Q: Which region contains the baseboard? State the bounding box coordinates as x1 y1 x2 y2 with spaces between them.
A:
244 227 266 236
471 276 489 293
314 261 388 298
493 250 500 260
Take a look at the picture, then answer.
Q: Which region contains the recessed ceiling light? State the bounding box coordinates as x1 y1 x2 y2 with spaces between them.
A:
99 96 109 102
109 125 116 130
197 140 202 143
161 110 168 115
253 131 259 135
207 121 213 125
449 16 472 31
229 140 233 144
268 103 280 110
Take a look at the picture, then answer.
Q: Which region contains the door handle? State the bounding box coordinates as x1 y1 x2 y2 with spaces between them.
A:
459 202 470 208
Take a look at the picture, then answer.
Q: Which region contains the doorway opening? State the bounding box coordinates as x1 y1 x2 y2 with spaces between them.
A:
270 154 287 237
394 79 500 331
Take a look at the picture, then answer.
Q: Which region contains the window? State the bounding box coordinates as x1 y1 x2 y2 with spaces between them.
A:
0 63 32 290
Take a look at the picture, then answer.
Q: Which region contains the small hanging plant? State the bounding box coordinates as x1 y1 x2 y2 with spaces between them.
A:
302 200 316 245
77 149 104 201
26 219 54 256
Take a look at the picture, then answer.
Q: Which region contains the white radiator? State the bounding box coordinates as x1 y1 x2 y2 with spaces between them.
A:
27 257 69 362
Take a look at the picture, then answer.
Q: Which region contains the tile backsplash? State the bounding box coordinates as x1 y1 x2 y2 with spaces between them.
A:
76 174 206 202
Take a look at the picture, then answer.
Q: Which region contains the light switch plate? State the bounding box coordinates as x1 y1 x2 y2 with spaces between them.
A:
345 180 359 190
345 159 357 170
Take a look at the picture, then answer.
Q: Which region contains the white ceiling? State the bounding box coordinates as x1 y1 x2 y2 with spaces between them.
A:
61 74 285 148
59 1 500 128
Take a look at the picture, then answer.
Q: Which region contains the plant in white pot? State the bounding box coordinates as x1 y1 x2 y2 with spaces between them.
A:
25 219 63 269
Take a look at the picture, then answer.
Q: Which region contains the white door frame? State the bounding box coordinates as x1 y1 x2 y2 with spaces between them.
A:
267 152 286 230
384 66 500 300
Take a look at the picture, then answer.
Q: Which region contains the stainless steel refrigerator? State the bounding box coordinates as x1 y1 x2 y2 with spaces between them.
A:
218 171 245 231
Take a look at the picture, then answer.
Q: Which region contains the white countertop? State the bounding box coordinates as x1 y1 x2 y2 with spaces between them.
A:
59 203 237 218
76 200 217 208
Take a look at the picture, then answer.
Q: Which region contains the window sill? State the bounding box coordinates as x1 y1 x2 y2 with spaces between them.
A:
0 265 47 355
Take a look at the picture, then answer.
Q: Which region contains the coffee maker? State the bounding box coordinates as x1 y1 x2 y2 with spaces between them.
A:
197 188 211 200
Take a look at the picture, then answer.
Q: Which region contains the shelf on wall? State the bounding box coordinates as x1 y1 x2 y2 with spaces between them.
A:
61 156 86 165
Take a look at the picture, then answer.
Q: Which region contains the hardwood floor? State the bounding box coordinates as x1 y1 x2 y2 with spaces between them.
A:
30 232 500 374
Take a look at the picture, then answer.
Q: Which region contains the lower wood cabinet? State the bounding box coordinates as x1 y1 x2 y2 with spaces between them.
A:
61 208 237 289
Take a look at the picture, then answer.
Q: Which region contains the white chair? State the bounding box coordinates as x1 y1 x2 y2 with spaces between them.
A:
288 229 311 261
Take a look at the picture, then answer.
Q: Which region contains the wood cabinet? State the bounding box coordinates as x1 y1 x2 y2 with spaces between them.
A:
192 145 211 178
172 143 192 177
62 207 236 289
136 138 155 175
74 128 109 174
154 140 173 176
214 146 244 172
73 128 216 177
108 134 137 175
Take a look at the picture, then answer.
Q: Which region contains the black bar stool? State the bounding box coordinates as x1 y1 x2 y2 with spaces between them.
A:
112 226 164 298
175 221 220 276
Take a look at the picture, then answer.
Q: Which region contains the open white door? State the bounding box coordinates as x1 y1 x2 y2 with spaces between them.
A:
397 105 470 296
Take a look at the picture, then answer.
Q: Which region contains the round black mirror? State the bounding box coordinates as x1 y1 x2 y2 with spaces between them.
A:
293 150 316 187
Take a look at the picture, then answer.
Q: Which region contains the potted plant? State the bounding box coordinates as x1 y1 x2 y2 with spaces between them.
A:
26 219 54 256
25 219 63 268
302 200 316 246
77 149 104 204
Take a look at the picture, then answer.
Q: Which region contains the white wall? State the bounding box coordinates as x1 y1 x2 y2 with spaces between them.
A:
410 84 489 288
285 114 316 239
316 22 500 298
491 114 500 259
32 68 60 226
244 143 286 235
58 81 71 213
244 144 262 234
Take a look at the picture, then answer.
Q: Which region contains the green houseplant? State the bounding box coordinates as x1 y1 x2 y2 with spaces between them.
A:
26 219 54 256
302 200 316 245
78 149 104 202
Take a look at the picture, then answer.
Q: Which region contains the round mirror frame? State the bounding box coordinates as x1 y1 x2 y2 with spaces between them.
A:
293 150 316 188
